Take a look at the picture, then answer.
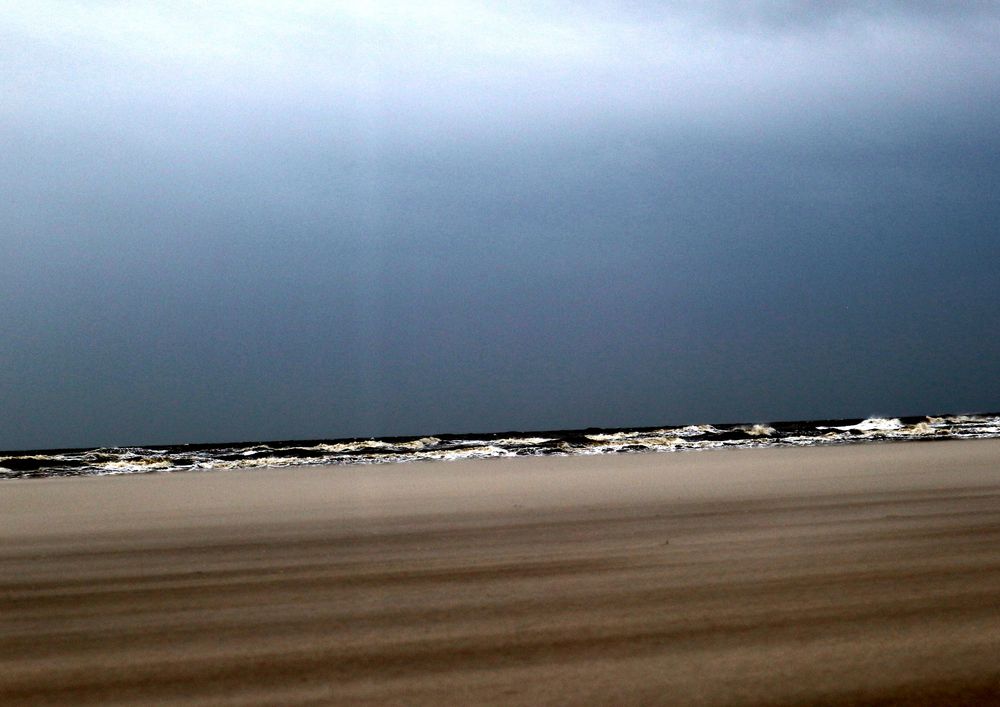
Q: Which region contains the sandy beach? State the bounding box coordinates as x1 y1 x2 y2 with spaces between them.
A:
2 439 999 705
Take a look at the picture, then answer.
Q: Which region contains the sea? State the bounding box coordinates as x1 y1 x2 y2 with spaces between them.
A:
2 413 999 480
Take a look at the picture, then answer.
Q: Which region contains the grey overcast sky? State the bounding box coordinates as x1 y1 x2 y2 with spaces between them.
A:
2 1 999 449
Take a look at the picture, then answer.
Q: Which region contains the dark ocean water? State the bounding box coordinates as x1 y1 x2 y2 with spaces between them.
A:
3 413 998 479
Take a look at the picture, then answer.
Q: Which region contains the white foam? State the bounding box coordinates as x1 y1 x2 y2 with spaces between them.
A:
314 439 395 453
585 432 641 442
394 437 442 450
740 424 777 436
821 417 904 433
493 437 553 446
637 435 683 447
420 445 511 461
100 459 174 471
671 424 722 437
908 422 939 435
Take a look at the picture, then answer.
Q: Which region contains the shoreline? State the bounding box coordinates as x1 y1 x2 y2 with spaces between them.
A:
3 439 999 704
5 413 997 479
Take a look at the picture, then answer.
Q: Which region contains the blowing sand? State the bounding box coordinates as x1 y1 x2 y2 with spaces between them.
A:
2 440 999 705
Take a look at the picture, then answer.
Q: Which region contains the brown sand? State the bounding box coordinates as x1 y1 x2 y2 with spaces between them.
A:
2 440 999 705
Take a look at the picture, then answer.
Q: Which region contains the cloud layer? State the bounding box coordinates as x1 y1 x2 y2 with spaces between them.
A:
2 2 998 448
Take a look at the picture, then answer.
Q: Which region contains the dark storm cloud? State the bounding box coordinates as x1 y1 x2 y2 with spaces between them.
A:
1 2 998 449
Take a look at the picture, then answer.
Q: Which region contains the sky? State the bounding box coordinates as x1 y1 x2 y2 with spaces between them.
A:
2 1 999 449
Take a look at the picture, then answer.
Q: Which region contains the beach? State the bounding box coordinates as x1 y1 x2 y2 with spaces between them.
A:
2 439 999 705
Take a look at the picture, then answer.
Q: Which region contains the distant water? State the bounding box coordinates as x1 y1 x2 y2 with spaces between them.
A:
2 414 998 479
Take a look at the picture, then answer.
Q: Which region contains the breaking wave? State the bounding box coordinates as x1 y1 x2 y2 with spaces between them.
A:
2 412 998 479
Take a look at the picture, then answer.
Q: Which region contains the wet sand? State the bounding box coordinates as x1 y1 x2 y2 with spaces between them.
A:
2 440 999 705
